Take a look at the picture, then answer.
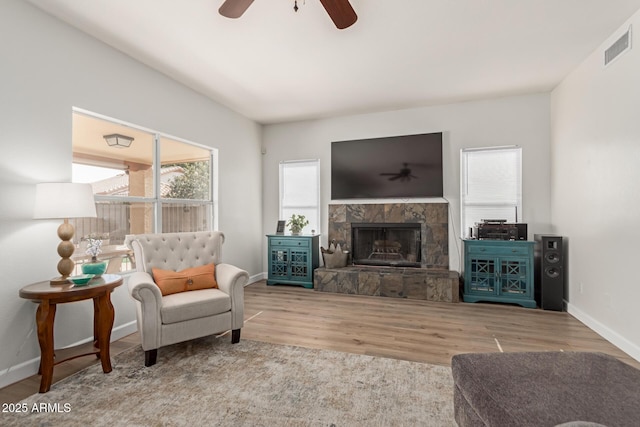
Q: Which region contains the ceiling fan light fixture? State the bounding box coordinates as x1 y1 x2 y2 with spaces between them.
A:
219 0 356 29
103 133 134 148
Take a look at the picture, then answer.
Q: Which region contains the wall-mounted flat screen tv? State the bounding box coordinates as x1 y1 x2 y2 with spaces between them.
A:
331 132 443 199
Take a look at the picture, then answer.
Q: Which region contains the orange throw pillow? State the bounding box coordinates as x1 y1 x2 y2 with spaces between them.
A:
152 264 217 296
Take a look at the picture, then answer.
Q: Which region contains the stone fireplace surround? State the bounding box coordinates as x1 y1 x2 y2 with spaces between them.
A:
314 202 459 303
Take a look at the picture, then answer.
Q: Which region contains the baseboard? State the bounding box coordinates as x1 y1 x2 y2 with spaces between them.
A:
0 320 138 390
0 354 40 390
567 302 640 362
247 272 266 285
110 320 138 342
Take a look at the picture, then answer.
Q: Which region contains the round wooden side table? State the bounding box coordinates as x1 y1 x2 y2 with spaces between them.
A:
19 274 124 393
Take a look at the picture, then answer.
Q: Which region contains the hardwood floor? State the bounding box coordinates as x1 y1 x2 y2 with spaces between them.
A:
242 281 639 368
2 280 637 402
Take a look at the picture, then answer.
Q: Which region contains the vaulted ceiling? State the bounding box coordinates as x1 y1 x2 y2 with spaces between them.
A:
26 0 640 124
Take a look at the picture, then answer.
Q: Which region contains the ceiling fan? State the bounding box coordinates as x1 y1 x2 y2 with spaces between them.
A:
218 0 358 30
380 163 419 182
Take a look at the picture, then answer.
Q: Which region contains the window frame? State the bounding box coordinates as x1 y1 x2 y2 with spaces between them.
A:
279 159 321 235
460 146 522 238
71 108 218 265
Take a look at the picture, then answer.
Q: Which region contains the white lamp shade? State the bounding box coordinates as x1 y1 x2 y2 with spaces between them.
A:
34 183 97 219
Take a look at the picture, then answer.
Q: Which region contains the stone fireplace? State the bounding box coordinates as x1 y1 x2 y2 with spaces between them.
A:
314 202 459 303
327 202 449 269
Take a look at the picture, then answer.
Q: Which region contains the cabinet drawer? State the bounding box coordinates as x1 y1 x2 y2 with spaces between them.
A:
270 238 310 248
466 245 529 256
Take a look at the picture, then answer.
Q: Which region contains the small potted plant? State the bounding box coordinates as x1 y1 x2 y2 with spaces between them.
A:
81 236 108 277
286 214 309 235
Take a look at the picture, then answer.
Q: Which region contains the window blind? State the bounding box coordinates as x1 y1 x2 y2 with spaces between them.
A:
460 147 522 237
279 159 320 234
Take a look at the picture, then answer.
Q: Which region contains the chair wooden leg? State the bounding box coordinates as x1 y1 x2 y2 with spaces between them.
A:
145 349 158 367
231 329 241 344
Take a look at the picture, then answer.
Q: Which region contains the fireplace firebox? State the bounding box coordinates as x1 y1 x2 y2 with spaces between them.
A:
351 223 421 267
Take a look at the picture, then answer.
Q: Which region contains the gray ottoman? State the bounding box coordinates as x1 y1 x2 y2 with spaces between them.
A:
451 351 640 427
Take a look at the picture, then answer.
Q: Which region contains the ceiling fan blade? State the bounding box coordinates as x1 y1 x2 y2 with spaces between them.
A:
219 0 254 19
319 0 358 29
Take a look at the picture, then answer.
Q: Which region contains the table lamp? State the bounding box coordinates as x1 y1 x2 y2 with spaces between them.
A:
34 183 97 285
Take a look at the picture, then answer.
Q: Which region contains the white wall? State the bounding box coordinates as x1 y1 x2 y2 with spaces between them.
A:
0 0 262 387
551 10 640 360
262 93 552 273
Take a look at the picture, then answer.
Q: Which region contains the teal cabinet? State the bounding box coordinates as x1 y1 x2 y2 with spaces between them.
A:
267 234 320 289
463 239 536 308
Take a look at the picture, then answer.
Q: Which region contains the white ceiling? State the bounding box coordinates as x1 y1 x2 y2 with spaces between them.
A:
26 0 640 124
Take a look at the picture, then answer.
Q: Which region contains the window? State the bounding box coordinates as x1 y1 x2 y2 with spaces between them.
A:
460 146 522 238
70 110 217 273
279 160 320 234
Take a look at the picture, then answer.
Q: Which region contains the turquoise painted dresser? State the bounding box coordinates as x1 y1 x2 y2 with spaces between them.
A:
462 239 536 308
266 234 320 289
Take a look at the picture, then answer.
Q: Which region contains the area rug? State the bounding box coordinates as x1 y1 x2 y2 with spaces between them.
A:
5 337 455 426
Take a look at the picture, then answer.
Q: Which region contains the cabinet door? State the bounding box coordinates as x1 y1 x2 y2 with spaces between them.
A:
270 248 290 280
289 249 310 281
497 257 530 297
467 256 497 295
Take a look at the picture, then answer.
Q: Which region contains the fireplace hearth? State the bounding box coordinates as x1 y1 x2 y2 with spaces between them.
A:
352 223 421 267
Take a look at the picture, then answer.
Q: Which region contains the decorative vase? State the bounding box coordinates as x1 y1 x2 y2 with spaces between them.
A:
290 227 301 235
82 258 108 277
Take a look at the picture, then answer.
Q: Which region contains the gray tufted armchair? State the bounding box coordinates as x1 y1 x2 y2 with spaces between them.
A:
126 231 249 366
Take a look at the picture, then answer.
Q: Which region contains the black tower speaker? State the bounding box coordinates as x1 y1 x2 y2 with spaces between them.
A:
534 234 565 311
